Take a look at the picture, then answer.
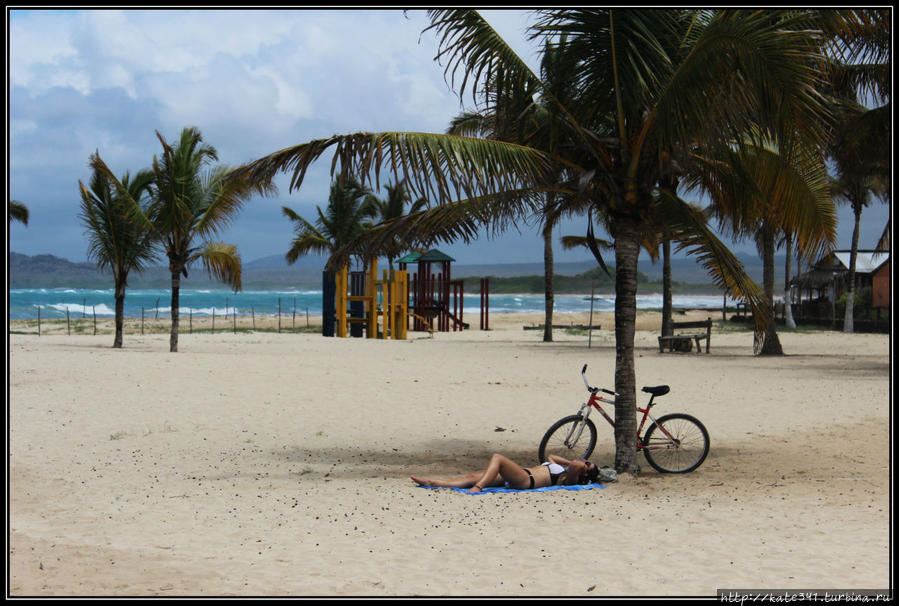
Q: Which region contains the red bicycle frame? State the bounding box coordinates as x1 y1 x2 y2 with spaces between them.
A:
579 365 673 450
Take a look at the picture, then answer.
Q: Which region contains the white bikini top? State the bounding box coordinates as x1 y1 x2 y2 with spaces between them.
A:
541 462 565 475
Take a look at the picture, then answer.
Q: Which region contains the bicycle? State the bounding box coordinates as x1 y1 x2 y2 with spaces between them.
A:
538 364 710 473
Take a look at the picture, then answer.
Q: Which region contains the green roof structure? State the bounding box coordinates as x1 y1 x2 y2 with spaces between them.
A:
397 249 455 264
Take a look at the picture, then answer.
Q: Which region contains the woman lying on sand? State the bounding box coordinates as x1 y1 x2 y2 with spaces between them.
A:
411 453 600 493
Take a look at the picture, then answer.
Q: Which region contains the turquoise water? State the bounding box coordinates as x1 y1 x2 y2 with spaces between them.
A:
8 287 732 320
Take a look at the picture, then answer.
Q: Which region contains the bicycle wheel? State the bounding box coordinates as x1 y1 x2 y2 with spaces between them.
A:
642 413 709 473
538 415 597 463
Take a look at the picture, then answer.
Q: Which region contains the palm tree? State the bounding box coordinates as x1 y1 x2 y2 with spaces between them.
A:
782 232 797 329
364 179 428 273
821 9 890 332
9 200 29 225
691 138 837 354
282 173 378 269
823 23 889 332
92 127 275 352
829 154 886 333
78 160 158 348
446 37 585 343
233 9 834 473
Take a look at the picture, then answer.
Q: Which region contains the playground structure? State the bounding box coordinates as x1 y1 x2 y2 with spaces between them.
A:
322 250 489 339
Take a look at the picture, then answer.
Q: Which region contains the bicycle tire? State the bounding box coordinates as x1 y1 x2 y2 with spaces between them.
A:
538 415 597 463
642 413 709 473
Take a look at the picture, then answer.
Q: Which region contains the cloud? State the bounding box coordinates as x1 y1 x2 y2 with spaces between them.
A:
7 9 889 267
8 9 473 262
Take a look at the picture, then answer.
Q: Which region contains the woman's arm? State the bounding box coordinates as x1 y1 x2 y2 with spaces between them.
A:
563 460 586 485
548 454 573 466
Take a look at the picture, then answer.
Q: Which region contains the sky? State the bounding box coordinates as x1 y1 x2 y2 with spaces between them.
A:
7 8 891 269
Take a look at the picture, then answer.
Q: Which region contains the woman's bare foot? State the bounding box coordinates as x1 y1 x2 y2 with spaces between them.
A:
467 484 483 494
410 476 436 487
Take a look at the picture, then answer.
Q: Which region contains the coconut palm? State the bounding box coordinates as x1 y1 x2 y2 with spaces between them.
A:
282 174 378 269
9 200 29 225
78 160 158 348
92 127 275 352
689 137 837 354
233 9 834 473
445 37 586 343
822 9 891 332
829 148 887 332
364 178 428 273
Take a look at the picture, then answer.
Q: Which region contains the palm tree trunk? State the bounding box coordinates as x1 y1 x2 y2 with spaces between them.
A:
170 265 182 353
843 206 861 333
784 234 796 329
613 217 640 474
758 228 783 355
661 236 672 337
113 281 125 349
543 227 554 343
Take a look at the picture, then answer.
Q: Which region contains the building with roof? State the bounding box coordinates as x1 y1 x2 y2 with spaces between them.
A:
790 221 890 331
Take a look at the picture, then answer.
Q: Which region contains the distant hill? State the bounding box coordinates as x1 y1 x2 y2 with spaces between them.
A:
8 252 324 289
9 250 778 291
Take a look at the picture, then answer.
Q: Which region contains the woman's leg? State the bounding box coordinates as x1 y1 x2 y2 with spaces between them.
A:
411 471 484 488
411 454 529 491
468 454 531 493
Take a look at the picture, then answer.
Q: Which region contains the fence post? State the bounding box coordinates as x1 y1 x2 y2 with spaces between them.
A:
233 308 237 334
278 298 282 333
588 283 595 349
142 307 145 335
252 307 256 330
38 306 41 337
93 305 97 335
67 308 70 335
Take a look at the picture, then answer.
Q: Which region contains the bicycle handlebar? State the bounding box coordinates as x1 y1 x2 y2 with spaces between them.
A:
581 364 619 397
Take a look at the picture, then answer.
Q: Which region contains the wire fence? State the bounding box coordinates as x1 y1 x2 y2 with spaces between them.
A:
9 298 321 337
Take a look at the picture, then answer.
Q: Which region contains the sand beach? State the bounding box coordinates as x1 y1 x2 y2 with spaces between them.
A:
7 311 892 597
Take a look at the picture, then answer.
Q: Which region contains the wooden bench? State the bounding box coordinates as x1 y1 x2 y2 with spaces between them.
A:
658 317 712 353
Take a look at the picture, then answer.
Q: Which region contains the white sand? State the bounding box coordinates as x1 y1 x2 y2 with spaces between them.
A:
7 312 891 596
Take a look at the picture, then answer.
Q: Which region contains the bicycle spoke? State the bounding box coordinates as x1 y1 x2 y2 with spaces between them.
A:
642 414 709 473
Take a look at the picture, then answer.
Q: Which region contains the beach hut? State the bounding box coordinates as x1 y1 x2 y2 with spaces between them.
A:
791 248 890 329
872 220 890 308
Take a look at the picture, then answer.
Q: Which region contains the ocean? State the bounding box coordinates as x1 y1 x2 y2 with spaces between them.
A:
8 287 734 321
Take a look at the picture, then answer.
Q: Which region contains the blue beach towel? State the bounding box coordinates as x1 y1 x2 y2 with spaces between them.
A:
418 483 604 495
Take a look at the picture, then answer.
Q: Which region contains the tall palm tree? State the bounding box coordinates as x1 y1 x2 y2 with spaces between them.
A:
78 160 158 348
690 138 837 354
92 127 275 352
821 8 890 333
234 9 834 473
9 200 29 225
782 232 797 329
282 173 377 269
829 155 886 333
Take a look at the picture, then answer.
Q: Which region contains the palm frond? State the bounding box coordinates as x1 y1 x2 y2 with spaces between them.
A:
326 188 543 270
689 139 836 264
655 190 771 337
425 9 542 109
194 165 277 239
8 200 29 225
195 242 242 292
231 132 550 206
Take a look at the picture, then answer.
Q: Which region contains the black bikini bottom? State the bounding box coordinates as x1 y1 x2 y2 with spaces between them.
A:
522 467 535 489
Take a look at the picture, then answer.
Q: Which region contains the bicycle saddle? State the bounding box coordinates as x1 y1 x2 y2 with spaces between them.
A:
642 385 670 396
